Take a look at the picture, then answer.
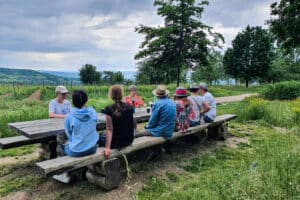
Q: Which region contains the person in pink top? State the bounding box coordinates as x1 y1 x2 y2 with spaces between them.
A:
173 87 195 133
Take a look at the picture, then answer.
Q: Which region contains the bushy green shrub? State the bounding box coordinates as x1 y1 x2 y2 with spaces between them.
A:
263 81 300 100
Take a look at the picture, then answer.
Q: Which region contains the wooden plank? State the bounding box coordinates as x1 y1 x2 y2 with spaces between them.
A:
0 135 56 149
36 114 237 176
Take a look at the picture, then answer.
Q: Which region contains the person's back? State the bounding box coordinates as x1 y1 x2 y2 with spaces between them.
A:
203 91 216 121
188 95 204 124
175 99 194 132
146 97 176 139
65 107 99 154
53 90 98 184
103 102 134 148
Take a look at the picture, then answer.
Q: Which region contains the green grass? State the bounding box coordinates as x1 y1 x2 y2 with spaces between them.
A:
137 123 300 200
0 145 36 158
0 175 44 196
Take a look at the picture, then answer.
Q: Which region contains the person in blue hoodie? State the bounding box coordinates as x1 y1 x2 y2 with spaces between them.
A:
63 90 99 157
53 90 99 183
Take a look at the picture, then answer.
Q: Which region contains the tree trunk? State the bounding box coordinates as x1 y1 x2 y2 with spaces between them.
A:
176 66 180 87
246 80 249 88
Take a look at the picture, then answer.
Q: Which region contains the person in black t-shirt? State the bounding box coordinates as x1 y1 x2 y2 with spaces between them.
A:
100 85 136 159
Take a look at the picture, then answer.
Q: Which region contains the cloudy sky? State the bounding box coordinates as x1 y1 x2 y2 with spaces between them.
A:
0 0 274 72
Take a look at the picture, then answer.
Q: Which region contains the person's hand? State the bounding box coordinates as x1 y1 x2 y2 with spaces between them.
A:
104 148 111 159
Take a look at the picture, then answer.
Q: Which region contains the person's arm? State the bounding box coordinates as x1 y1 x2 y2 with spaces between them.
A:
201 101 211 115
48 100 66 118
104 115 113 159
145 104 159 129
64 116 72 139
49 112 66 118
139 97 144 107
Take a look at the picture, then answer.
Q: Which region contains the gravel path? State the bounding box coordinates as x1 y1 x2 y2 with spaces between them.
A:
215 93 258 104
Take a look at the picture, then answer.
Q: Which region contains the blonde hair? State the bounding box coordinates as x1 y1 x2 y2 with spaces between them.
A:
108 85 124 102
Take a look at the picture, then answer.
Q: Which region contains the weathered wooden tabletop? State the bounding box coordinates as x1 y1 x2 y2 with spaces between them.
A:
8 108 150 139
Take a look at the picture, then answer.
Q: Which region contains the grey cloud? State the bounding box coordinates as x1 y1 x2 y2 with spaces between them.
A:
0 0 275 70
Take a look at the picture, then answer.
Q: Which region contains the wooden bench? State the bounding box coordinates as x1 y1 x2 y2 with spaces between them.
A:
1 109 150 159
36 114 237 190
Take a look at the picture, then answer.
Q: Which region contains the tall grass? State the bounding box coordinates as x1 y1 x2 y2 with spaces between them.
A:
238 97 300 129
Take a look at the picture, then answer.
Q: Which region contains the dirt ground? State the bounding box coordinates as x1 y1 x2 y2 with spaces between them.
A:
1 130 249 200
26 90 41 102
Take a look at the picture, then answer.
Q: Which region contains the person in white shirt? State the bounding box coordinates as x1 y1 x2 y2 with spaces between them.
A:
49 85 71 119
199 83 216 123
188 84 210 126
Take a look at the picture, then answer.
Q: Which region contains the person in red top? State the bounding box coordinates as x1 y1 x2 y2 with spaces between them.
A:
124 85 144 108
174 87 195 133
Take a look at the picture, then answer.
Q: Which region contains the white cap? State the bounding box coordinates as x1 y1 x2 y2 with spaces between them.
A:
55 85 69 94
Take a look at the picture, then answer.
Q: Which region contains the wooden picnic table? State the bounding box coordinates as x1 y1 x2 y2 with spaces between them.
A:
8 108 150 139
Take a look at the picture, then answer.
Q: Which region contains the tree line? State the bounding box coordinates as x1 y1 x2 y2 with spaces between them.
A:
135 0 300 87
80 0 300 87
79 64 133 85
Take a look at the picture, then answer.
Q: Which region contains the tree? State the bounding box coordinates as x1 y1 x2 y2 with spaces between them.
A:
192 50 224 84
223 48 238 84
102 71 125 84
79 64 101 84
265 48 300 83
267 0 300 50
135 0 224 86
136 58 185 84
223 26 273 87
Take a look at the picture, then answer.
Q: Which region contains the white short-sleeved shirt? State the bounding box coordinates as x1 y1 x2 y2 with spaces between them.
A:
203 92 216 120
49 99 71 115
188 95 204 122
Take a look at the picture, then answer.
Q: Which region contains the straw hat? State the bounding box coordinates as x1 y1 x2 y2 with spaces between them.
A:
152 85 169 97
55 85 69 94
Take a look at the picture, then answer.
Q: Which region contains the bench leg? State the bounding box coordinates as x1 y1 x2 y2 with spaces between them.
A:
86 158 121 190
56 134 68 156
38 140 57 160
207 122 228 140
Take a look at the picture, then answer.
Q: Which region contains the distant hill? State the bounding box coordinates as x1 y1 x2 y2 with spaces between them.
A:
39 70 80 79
0 68 78 84
41 70 137 80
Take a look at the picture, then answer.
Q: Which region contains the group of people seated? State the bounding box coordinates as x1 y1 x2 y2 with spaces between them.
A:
49 83 216 183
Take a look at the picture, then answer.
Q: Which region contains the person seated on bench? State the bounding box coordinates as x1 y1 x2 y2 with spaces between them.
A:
99 85 136 159
124 85 144 108
174 87 195 132
188 84 211 127
49 85 71 118
144 85 176 139
199 83 216 123
53 90 99 183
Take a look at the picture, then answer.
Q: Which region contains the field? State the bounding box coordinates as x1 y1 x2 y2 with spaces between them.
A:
0 84 299 199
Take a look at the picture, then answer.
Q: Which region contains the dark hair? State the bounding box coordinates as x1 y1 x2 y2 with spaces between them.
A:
109 85 123 102
108 85 124 117
189 88 199 93
72 90 88 108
